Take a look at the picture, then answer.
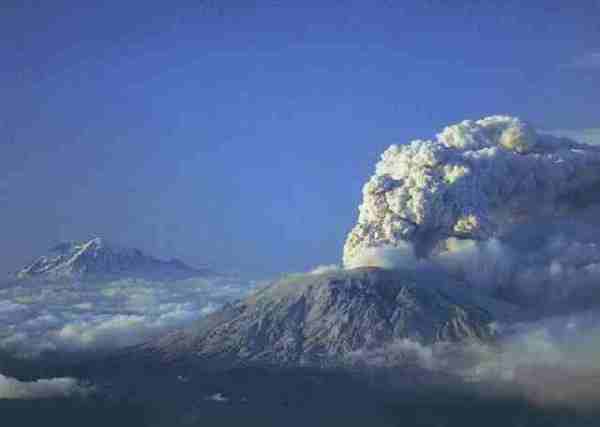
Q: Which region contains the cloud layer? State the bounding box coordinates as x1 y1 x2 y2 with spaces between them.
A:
0 373 91 399
347 310 600 408
0 276 259 357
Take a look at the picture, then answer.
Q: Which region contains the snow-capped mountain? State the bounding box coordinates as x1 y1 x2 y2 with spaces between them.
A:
16 237 211 281
141 267 517 367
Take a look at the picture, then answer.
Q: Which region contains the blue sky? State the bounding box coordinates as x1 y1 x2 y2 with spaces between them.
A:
1 0 599 276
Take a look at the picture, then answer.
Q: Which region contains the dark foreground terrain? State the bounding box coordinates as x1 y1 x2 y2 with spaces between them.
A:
2 352 599 427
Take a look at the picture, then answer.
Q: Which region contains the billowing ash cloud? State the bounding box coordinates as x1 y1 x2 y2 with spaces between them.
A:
344 116 600 304
0 276 259 357
0 373 91 399
345 116 600 266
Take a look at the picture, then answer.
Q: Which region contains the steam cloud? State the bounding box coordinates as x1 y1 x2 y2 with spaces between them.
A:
344 115 600 305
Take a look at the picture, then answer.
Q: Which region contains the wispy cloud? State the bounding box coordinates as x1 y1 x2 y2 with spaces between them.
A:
544 128 600 145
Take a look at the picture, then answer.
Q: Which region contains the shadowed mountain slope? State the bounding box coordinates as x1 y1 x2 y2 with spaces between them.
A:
142 267 517 367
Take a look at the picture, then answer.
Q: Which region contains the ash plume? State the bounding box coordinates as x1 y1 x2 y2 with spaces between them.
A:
344 116 600 305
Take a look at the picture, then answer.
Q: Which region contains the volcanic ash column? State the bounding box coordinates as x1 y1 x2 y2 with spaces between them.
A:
343 115 600 269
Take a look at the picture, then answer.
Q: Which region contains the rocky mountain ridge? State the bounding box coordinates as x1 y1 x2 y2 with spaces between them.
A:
16 237 211 281
142 267 517 367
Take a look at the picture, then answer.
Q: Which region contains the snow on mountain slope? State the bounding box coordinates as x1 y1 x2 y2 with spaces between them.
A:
143 267 516 367
16 237 211 281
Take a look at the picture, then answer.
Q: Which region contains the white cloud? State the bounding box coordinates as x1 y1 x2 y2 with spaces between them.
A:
348 338 436 370
204 393 230 403
346 311 600 408
344 243 420 270
0 276 260 357
461 312 600 407
308 264 342 275
0 373 91 399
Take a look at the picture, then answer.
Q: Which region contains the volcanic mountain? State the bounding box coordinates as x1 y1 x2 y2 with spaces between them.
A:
131 116 599 369
16 237 211 282
141 267 516 367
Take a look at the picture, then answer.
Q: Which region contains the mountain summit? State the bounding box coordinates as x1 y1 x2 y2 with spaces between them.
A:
143 267 516 367
16 237 210 281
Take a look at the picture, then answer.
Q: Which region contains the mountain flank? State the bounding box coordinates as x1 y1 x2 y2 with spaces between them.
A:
16 237 211 281
142 267 516 367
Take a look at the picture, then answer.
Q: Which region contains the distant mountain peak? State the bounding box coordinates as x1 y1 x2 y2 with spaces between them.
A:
17 237 211 281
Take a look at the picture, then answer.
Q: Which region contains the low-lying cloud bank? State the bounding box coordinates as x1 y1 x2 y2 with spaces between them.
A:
0 373 91 399
348 310 600 408
0 276 259 357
